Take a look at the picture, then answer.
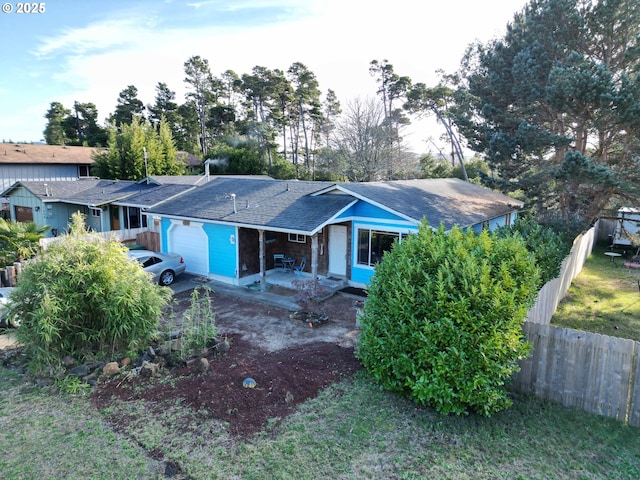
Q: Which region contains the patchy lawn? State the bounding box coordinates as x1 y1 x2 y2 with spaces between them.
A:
2 285 640 479
552 243 640 341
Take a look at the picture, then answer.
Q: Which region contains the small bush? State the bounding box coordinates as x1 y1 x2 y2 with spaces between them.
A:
356 222 540 416
179 286 217 360
9 213 171 376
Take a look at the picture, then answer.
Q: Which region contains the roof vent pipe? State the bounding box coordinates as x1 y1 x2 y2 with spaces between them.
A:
204 159 212 182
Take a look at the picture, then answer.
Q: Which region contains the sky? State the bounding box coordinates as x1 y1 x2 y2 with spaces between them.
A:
0 0 530 153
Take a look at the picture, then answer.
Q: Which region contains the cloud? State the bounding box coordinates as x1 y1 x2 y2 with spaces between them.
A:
33 17 153 58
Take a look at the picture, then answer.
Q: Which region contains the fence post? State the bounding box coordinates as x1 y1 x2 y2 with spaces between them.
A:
5 265 15 287
625 341 637 425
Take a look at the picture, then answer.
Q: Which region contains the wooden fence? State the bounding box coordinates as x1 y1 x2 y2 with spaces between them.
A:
513 323 640 426
526 224 596 325
515 220 640 426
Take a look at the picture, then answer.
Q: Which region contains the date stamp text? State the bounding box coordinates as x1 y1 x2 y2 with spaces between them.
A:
2 3 46 14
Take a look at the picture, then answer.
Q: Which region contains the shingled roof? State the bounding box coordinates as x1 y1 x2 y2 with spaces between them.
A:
146 177 356 234
146 177 522 234
0 144 97 165
334 178 523 230
5 179 159 207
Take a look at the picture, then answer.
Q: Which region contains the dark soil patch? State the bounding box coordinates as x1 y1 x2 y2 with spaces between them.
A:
340 286 368 297
91 288 364 438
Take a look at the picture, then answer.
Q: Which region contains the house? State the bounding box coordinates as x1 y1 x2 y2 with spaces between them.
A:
0 144 96 190
145 177 523 288
0 178 198 236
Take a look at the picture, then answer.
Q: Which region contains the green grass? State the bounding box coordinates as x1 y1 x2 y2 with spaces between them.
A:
4 248 640 479
3 366 640 479
552 242 640 341
0 367 164 479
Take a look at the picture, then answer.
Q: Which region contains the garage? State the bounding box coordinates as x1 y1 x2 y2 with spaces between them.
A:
167 221 209 276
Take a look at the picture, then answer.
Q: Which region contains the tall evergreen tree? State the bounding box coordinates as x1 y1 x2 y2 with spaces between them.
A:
287 62 322 172
109 85 145 127
43 102 70 145
184 55 218 156
452 0 640 226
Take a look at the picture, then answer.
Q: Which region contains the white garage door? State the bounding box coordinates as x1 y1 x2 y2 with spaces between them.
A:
168 222 209 276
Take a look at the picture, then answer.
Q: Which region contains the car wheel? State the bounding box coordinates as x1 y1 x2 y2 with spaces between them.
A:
159 270 175 286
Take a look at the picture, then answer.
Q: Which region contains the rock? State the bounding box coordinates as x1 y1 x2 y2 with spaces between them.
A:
198 357 209 373
67 364 90 378
102 361 120 376
62 356 76 368
140 361 159 377
285 391 294 404
215 339 231 353
120 357 131 367
195 347 209 358
155 343 171 357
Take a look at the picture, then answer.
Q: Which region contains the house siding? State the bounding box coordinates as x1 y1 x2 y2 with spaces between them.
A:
160 218 237 279
0 164 82 191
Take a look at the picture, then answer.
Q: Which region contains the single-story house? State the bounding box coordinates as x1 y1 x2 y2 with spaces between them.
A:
145 177 524 288
0 177 201 236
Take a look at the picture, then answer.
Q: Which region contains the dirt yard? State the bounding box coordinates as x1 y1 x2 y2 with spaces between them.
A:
91 287 365 437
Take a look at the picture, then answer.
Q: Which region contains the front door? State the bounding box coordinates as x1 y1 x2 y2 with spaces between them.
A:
328 225 347 277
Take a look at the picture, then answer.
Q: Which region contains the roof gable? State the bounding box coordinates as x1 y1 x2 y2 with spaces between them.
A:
336 178 522 229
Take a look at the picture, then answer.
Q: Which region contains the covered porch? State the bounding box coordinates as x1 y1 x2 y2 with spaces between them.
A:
236 222 351 290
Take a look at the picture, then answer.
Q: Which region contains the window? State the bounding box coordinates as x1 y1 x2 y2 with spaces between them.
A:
288 233 306 243
90 208 101 217
123 206 147 229
357 228 407 266
78 165 91 177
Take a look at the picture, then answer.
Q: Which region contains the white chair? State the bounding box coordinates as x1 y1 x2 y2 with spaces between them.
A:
273 253 285 270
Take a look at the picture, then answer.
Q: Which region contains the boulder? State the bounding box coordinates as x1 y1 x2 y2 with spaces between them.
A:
140 361 159 377
198 357 209 374
67 364 90 378
102 361 120 376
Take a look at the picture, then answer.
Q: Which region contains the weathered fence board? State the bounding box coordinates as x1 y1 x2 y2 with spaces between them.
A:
527 225 596 324
514 322 640 426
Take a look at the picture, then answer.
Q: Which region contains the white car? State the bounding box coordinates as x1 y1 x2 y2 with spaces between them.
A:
127 250 186 286
0 287 16 328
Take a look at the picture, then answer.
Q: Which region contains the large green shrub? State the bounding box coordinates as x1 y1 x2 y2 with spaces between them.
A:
493 213 572 284
356 222 540 416
9 214 171 376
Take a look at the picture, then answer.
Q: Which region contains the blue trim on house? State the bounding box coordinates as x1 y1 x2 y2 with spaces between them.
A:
205 223 237 278
350 220 417 285
337 201 407 222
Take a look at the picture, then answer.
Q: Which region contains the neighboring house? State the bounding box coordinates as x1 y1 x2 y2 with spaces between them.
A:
0 144 96 191
177 151 202 175
145 177 523 288
0 178 197 236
